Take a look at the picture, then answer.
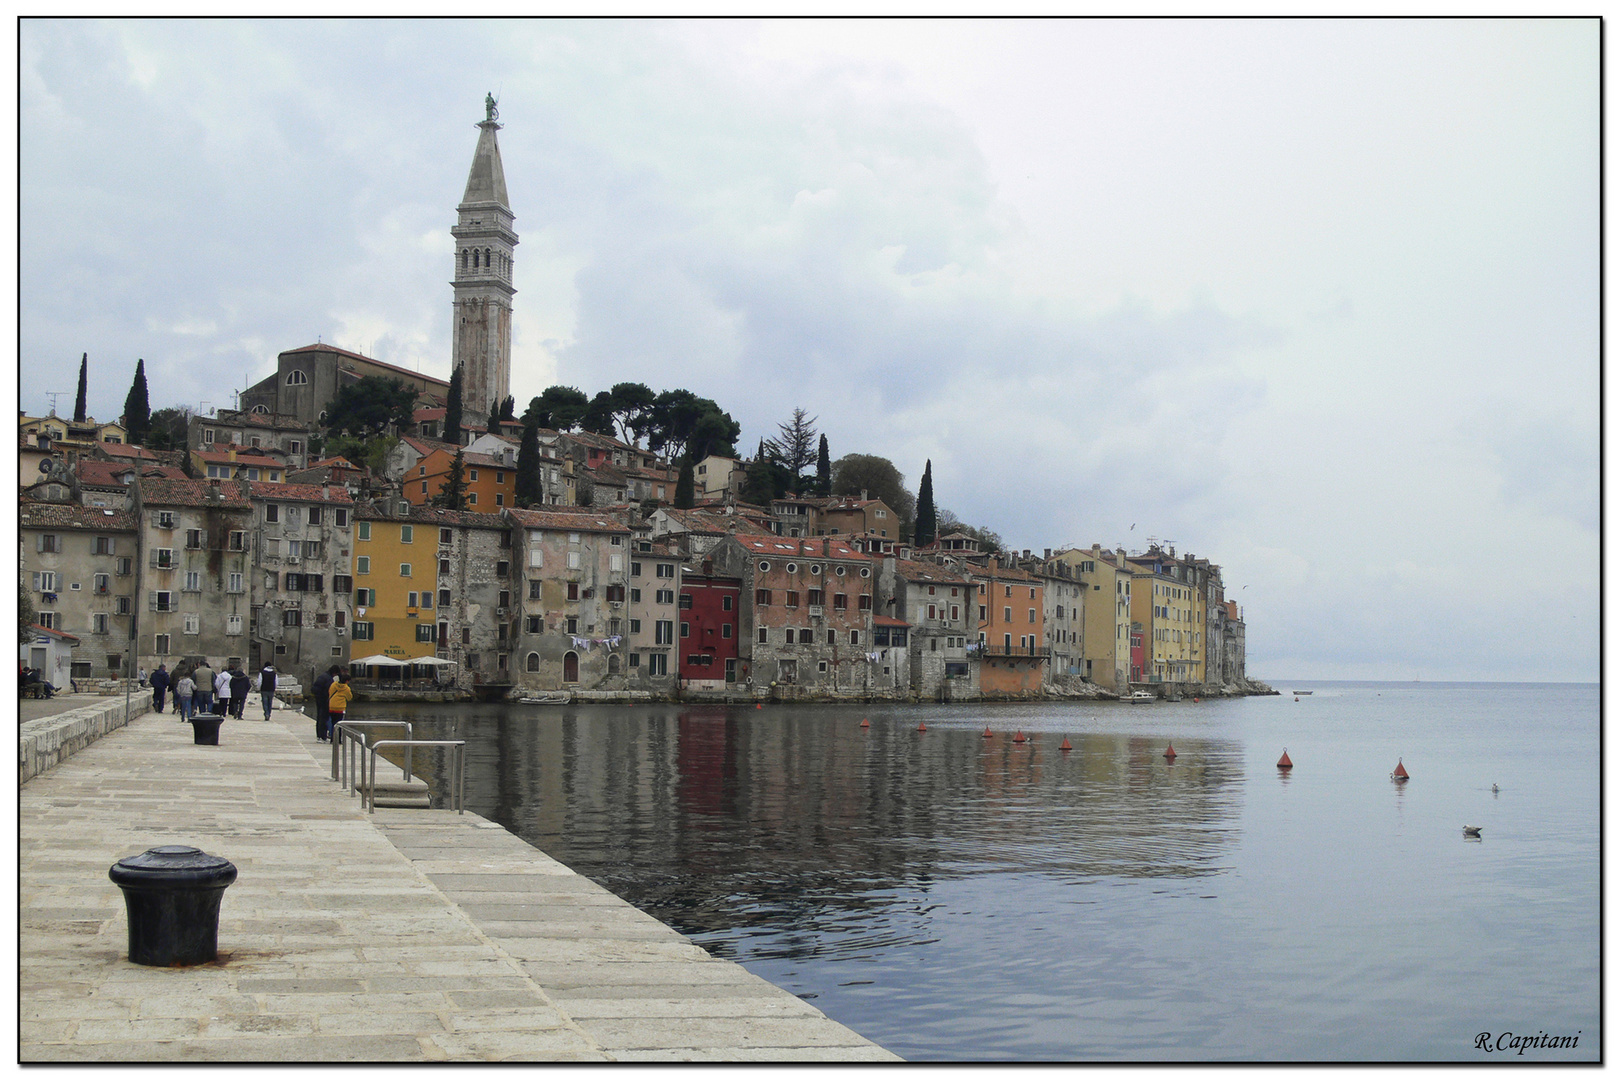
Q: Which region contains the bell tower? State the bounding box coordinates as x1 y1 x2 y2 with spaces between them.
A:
451 94 517 419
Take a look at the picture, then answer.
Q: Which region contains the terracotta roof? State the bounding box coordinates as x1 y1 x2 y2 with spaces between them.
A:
196 447 286 465
138 477 254 509
207 410 311 431
248 481 355 504
354 502 507 529
305 456 358 470
974 564 1041 585
505 507 630 534
730 535 870 561
412 407 446 421
75 461 186 488
27 624 80 642
399 435 459 457
873 615 911 628
95 441 160 460
19 500 139 530
893 558 973 585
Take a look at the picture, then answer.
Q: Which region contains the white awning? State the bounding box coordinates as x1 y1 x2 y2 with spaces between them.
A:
348 654 458 669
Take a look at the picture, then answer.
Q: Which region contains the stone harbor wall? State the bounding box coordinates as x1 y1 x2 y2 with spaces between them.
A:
19 697 153 785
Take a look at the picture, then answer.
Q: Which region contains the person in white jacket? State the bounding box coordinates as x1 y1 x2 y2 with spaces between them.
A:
214 668 232 716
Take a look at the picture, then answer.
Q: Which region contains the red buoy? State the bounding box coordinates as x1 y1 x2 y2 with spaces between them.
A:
917 721 928 732
1193 697 1200 703
1392 759 1409 781
860 718 871 729
1059 737 1073 752
756 704 763 709
1277 749 1293 770
983 726 993 738
1013 730 1027 743
1164 743 1177 760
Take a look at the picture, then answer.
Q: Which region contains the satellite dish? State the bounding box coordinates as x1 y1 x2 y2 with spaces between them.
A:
38 459 50 473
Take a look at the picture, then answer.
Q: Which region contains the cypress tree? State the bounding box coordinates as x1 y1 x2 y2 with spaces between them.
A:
434 450 469 511
516 416 542 506
122 358 150 445
815 434 831 497
914 459 937 549
674 456 696 509
444 364 464 446
487 397 502 434
73 353 88 422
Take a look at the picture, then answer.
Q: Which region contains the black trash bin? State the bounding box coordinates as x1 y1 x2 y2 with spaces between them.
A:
107 846 238 966
189 716 224 745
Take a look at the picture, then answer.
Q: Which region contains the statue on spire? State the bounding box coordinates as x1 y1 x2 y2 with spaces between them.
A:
485 92 499 123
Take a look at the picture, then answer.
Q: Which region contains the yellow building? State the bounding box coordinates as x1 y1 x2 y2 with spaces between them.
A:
352 506 442 664
1127 548 1204 685
1052 545 1133 692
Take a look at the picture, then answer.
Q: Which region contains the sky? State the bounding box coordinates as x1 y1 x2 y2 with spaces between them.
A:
17 18 1598 682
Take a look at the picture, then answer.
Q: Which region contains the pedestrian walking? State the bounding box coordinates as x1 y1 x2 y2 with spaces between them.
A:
191 660 216 715
327 672 353 740
229 665 251 719
214 667 232 716
147 664 170 713
138 665 147 688
258 664 278 721
312 665 337 741
175 674 195 720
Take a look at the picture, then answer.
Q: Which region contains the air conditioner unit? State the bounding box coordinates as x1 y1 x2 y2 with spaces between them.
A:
336 628 345 637
609 601 623 609
496 607 507 616
286 556 300 565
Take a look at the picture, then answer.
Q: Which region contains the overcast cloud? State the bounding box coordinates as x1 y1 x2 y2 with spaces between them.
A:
18 18 1598 682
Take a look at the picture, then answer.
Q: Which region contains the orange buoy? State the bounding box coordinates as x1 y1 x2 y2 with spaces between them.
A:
983 725 993 738
1392 759 1409 781
1013 730 1026 743
860 718 870 729
1277 749 1293 770
757 704 763 709
1059 737 1073 751
1193 697 1199 703
1164 743 1177 760
917 721 927 732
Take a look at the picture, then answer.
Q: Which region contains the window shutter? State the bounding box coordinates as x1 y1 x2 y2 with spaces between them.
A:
36 535 45 552
31 572 39 591
148 591 157 611
310 575 323 592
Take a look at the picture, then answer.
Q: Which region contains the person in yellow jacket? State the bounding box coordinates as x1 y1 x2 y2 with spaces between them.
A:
326 672 354 740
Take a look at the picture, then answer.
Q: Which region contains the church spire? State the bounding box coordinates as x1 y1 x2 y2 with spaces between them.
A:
451 95 517 420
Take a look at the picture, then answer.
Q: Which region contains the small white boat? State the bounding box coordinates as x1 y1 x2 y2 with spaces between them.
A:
1292 690 1313 696
519 691 572 705
1462 826 1482 838
1122 690 1156 704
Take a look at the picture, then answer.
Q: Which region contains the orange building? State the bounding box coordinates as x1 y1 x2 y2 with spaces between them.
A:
403 448 516 511
971 558 1046 698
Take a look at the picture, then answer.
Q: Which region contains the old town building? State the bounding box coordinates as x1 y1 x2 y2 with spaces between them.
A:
19 499 141 682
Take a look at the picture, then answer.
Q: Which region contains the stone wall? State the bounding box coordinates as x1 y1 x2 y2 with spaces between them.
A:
19 697 152 786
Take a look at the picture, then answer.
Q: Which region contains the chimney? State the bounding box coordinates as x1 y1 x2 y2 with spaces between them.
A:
860 489 868 501
702 558 713 576
1044 548 1051 559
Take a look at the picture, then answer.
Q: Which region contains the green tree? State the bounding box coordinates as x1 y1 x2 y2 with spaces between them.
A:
646 390 740 463
766 407 818 482
324 376 417 440
674 456 696 509
739 440 793 505
914 459 937 548
444 364 464 446
324 434 398 475
500 396 515 421
516 416 542 506
815 434 831 497
830 453 915 523
936 509 1004 555
144 406 193 452
488 397 502 434
581 391 619 436
122 358 150 445
19 583 36 643
524 386 590 432
608 382 657 444
73 353 88 422
433 450 469 511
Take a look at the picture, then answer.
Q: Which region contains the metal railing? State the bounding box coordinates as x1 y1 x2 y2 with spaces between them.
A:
332 719 412 791
366 740 465 815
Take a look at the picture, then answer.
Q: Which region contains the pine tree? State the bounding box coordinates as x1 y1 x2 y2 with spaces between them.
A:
444 364 464 446
767 407 818 482
73 354 88 422
122 358 150 445
500 396 515 421
815 434 831 497
516 417 542 506
433 450 469 511
914 459 937 548
488 396 502 435
675 456 696 509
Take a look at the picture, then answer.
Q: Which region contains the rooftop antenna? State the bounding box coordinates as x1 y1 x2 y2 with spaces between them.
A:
43 391 65 416
198 401 213 418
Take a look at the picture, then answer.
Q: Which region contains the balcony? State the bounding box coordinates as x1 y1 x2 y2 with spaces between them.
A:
977 646 1051 661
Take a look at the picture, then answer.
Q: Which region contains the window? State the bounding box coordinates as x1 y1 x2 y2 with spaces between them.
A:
116 557 132 576
721 624 732 639
265 504 279 523
631 561 643 576
416 624 436 643
858 595 872 610
283 610 302 627
228 531 246 551
93 613 109 635
203 428 216 444
439 589 451 607
678 593 693 609
184 572 202 592
722 594 733 611
807 589 824 606
850 630 861 645
400 525 413 544
286 370 308 385
151 591 172 611
681 622 690 638
654 589 673 605
333 575 351 593
1029 609 1037 623
308 506 322 526
526 615 542 634
526 652 541 672
226 615 243 635
656 563 675 578
785 591 799 609
116 596 131 615
399 564 411 577
568 551 580 569
93 535 113 555
630 619 642 634
352 622 374 641
153 549 174 569
655 620 674 645
647 653 668 677
356 556 370 575
154 633 170 654
833 594 847 610
1005 606 1012 622
567 582 579 602
157 511 174 529
468 469 478 482
94 573 110 595
358 521 371 540
498 590 510 608
355 587 375 605
758 627 769 644
630 588 642 603
496 560 510 577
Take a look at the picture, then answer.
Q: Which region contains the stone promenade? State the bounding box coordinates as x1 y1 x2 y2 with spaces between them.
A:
19 702 900 1062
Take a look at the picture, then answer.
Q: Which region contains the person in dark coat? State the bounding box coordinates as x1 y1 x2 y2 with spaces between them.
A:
312 665 338 741
258 664 278 721
228 665 252 719
148 664 170 713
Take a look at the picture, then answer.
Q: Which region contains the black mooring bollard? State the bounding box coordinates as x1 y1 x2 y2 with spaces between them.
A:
189 716 224 745
107 846 238 966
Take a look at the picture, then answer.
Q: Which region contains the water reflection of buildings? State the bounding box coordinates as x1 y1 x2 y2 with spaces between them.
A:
382 704 1244 947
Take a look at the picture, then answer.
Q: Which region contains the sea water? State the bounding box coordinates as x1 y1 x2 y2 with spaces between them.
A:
364 681 1598 1062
